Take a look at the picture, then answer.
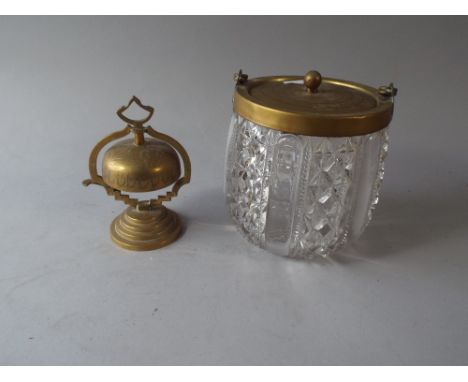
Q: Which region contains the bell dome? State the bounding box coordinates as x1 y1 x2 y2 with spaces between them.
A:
102 138 181 193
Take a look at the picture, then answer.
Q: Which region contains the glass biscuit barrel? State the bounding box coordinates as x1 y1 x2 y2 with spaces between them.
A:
225 70 397 258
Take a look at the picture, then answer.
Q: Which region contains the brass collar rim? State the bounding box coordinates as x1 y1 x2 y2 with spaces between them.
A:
233 76 395 137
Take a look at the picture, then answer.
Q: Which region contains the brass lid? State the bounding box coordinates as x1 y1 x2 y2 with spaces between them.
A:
233 70 397 137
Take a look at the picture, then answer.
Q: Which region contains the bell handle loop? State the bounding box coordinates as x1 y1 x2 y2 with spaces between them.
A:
82 122 191 210
116 96 155 127
139 126 192 210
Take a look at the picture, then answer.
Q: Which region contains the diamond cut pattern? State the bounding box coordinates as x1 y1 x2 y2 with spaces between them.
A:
291 137 358 258
226 116 278 244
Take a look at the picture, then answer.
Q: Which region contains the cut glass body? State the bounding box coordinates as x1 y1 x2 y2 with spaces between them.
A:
225 114 389 258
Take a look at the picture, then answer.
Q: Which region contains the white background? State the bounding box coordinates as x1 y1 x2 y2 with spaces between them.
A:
0 16 467 365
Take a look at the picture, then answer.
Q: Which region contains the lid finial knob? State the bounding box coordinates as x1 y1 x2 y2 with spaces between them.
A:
304 70 322 93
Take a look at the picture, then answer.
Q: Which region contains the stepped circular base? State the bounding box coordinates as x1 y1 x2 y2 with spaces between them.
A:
110 206 181 251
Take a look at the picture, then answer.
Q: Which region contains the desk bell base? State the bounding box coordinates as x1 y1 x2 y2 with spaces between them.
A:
110 206 181 251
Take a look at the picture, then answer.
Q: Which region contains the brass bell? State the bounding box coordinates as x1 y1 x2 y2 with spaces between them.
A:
83 96 191 251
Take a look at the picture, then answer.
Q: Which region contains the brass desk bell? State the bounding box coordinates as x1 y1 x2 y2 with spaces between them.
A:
83 96 191 251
